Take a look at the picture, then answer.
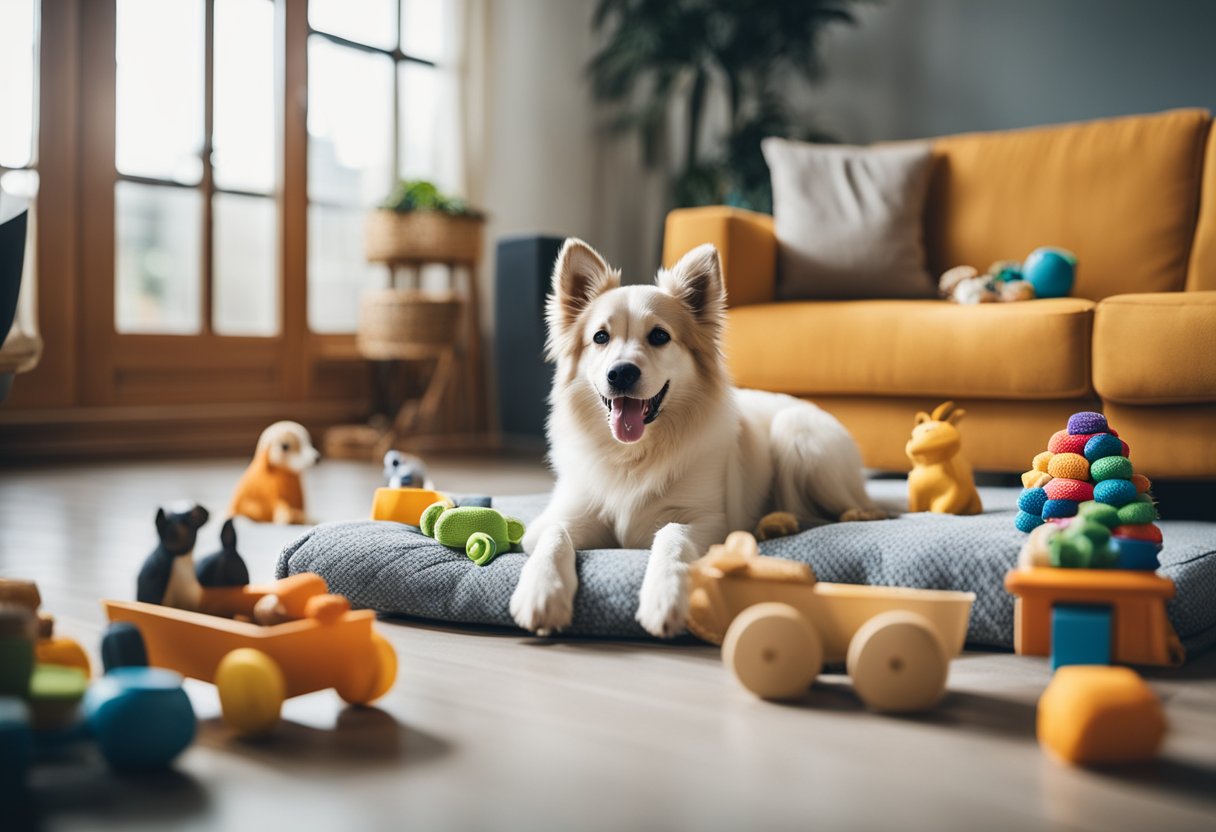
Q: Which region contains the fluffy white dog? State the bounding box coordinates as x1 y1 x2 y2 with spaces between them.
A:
510 240 883 638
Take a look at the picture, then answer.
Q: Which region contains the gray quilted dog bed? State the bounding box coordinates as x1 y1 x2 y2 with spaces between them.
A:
277 493 1216 657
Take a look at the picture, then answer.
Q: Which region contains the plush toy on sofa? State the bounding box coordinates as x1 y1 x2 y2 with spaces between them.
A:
906 401 982 515
939 247 1075 305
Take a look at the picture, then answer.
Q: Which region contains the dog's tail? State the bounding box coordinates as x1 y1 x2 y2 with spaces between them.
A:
769 405 884 526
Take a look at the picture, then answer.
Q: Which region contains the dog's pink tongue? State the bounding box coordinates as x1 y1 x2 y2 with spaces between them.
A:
611 397 647 443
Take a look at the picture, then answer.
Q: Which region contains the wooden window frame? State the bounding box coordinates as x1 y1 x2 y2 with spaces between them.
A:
0 0 443 459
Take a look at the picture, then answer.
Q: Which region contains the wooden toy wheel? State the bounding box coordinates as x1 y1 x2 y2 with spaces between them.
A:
722 602 823 700
846 611 948 712
215 648 285 736
335 632 397 706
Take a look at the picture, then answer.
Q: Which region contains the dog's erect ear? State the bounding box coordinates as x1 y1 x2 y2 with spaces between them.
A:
546 238 619 357
155 507 169 537
190 505 210 529
658 244 725 324
220 518 236 550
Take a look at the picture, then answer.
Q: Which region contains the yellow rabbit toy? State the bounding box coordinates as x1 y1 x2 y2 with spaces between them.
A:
906 401 982 515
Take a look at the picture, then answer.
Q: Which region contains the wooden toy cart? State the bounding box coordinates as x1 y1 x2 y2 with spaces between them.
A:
689 534 974 710
103 588 396 734
1004 567 1183 666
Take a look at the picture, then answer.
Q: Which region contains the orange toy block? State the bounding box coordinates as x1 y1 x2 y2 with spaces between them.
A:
371 487 452 527
1038 666 1166 765
1005 567 1182 666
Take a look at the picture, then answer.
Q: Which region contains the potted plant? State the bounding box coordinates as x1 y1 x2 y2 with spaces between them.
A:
364 179 486 264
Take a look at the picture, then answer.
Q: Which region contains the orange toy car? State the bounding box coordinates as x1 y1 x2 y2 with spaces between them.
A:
102 577 396 736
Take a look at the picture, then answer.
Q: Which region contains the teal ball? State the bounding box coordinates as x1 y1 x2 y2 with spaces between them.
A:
1018 487 1048 515
1084 434 1124 463
1015 511 1044 533
1024 247 1076 299
1094 479 1138 507
84 667 195 771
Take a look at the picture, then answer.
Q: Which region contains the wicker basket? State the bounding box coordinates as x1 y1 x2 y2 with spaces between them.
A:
357 290 463 360
365 210 484 264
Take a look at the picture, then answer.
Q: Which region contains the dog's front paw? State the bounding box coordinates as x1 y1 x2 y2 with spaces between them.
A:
510 556 575 636
635 564 689 639
840 507 888 522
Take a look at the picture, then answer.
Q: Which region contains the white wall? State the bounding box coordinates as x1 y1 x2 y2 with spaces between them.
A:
474 0 663 318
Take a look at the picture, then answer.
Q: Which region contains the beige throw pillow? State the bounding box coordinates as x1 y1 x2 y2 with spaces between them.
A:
762 138 936 300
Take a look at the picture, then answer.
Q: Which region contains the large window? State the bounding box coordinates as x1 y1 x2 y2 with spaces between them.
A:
114 0 277 336
306 0 444 333
0 0 39 242
0 0 464 457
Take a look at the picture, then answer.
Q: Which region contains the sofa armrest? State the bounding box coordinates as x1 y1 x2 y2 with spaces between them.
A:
1093 291 1216 404
663 206 776 307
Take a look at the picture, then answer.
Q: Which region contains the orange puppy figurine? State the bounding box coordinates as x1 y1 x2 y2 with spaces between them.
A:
229 421 320 524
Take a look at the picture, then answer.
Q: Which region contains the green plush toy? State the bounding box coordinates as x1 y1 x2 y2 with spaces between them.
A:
1048 516 1118 569
419 502 525 566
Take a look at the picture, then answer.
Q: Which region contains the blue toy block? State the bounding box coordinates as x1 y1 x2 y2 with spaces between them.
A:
1051 604 1112 670
1112 538 1162 571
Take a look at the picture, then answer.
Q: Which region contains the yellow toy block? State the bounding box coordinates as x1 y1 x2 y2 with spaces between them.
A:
370 487 452 526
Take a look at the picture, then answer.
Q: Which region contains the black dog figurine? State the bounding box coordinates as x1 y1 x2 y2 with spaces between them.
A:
137 505 209 609
195 518 250 589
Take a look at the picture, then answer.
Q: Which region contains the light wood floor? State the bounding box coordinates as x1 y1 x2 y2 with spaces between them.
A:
1 456 1214 832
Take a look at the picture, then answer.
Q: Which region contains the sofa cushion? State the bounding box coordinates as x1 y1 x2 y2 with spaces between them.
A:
926 109 1211 300
1093 292 1216 404
1188 123 1216 292
725 298 1094 399
763 139 936 301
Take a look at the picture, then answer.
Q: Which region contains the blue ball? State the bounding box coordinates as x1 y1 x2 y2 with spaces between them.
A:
1023 247 1076 299
1094 478 1138 508
1015 511 1045 533
1083 433 1123 463
1017 487 1048 515
1042 499 1078 520
84 667 195 771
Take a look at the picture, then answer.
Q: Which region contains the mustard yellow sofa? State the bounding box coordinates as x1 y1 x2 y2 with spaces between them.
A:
663 110 1216 478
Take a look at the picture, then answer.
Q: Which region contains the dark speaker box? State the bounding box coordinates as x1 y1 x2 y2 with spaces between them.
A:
494 235 564 442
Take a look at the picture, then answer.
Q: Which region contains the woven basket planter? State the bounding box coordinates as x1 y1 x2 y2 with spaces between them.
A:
357 290 463 361
365 210 484 264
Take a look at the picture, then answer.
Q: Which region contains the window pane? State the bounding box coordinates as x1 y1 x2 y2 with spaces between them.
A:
0 0 37 168
398 63 453 189
400 0 448 63
116 0 204 184
309 0 396 50
308 203 379 333
214 193 277 336
213 0 275 193
115 182 202 334
308 37 394 207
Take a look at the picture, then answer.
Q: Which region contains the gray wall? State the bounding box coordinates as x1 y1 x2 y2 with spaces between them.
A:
815 0 1216 143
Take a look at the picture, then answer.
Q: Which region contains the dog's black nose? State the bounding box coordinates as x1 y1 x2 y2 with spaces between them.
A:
607 362 641 392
